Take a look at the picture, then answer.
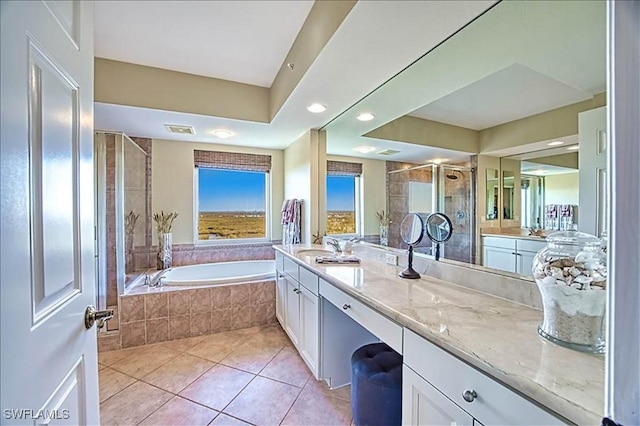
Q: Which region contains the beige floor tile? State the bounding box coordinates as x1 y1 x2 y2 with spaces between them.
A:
98 367 136 403
223 376 301 426
281 385 353 426
160 335 206 352
304 378 351 402
141 353 215 393
110 345 180 379
179 364 253 411
209 413 253 426
259 347 311 387
98 347 137 367
99 381 172 426
138 396 218 426
219 343 280 374
242 325 291 349
185 330 249 362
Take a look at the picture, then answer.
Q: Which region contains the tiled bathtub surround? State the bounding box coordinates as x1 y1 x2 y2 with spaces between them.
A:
111 281 276 350
153 241 276 268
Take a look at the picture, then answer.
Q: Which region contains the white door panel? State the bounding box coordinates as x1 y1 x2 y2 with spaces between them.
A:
1 1 98 424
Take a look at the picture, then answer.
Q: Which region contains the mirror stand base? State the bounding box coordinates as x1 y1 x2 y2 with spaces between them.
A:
399 267 421 279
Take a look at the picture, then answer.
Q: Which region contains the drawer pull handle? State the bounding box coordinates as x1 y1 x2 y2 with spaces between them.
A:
342 304 351 310
293 288 300 294
462 389 477 403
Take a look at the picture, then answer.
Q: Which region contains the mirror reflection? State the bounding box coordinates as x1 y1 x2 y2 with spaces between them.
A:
400 213 425 246
486 169 499 220
323 0 605 280
502 171 515 220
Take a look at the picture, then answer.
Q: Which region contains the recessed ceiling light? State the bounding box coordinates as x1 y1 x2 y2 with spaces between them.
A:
307 103 327 113
212 129 234 139
532 169 546 175
567 145 580 150
356 113 375 122
547 141 565 146
432 158 446 164
354 145 377 154
165 124 195 135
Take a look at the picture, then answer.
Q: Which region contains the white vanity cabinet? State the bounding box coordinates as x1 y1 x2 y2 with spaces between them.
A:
482 236 545 276
274 252 320 378
403 365 473 426
403 329 564 426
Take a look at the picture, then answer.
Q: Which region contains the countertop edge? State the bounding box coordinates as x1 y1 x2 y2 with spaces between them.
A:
273 245 600 426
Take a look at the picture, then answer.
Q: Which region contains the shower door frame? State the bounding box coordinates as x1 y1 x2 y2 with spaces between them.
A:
436 165 476 264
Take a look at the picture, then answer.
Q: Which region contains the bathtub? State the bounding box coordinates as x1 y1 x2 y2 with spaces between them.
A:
160 260 275 287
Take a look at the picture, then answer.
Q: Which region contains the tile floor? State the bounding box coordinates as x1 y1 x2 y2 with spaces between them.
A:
99 324 353 426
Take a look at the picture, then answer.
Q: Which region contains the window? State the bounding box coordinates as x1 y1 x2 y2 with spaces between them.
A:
194 150 270 241
326 160 362 235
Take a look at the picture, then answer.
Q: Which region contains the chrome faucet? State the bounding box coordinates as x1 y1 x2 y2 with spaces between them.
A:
146 272 166 287
324 237 342 254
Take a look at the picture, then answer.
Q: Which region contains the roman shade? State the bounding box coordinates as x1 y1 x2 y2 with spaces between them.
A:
327 160 362 177
194 150 271 173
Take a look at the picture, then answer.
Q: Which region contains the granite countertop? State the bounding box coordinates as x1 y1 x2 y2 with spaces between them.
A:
481 232 549 242
274 244 604 425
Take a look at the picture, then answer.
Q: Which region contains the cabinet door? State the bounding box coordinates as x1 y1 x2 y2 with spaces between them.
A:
284 276 301 347
402 365 473 426
299 285 319 377
516 250 537 277
276 273 286 326
482 246 516 273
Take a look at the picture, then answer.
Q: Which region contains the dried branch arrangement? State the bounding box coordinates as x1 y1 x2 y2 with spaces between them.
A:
153 211 179 234
125 210 140 234
376 210 392 226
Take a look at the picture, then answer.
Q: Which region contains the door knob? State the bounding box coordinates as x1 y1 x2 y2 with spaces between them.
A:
85 305 114 329
342 304 351 310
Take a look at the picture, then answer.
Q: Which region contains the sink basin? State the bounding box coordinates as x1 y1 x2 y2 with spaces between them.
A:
296 249 334 257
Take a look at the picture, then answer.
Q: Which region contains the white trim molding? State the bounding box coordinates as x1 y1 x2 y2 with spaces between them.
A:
605 1 640 424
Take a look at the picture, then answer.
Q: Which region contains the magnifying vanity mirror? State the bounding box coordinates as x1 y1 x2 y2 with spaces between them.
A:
425 213 453 261
399 213 425 279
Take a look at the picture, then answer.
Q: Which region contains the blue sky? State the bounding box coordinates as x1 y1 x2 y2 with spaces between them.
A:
327 176 355 211
199 170 355 212
199 169 265 212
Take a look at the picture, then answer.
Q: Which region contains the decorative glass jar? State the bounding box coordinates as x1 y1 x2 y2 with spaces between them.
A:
532 229 607 353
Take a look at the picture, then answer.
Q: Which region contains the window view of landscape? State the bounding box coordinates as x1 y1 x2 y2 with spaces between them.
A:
198 169 266 240
326 175 356 234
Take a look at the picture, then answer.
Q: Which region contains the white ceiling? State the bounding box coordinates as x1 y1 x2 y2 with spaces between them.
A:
521 162 578 176
95 1 495 153
324 0 605 162
409 64 593 130
94 1 314 87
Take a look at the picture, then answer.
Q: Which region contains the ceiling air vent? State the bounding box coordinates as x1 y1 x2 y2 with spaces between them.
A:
377 149 401 156
165 124 195 135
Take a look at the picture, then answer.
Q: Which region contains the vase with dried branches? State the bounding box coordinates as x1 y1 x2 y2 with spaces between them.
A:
153 211 179 270
125 210 140 272
376 210 392 246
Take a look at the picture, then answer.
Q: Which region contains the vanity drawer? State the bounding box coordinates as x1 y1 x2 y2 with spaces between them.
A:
283 256 299 281
403 329 564 425
482 236 516 250
516 239 546 253
299 265 319 295
320 279 403 354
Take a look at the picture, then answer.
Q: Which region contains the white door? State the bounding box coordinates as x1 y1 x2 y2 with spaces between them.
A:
1 1 98 424
299 285 319 377
578 106 607 236
275 273 286 326
284 276 301 347
402 365 473 426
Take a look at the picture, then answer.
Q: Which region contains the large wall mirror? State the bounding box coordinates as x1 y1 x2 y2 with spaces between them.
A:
322 0 605 278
